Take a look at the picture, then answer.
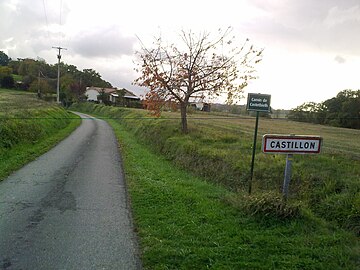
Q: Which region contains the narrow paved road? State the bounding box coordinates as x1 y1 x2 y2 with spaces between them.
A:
0 113 141 270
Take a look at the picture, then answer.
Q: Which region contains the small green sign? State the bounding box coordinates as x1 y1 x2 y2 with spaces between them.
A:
247 93 271 112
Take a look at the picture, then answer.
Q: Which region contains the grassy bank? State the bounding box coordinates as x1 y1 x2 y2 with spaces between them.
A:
71 103 360 236
0 89 81 180
110 118 359 269
70 103 359 268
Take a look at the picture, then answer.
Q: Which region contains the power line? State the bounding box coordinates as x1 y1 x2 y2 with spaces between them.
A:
42 0 50 38
59 0 65 46
0 116 359 120
39 71 57 81
59 0 63 26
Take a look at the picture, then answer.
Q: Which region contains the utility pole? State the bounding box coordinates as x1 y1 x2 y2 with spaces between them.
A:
52 46 67 103
38 70 41 99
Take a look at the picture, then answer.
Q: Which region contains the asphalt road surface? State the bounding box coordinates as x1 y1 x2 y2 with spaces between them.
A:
0 113 141 270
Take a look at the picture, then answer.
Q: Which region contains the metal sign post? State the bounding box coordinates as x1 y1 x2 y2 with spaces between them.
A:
249 111 259 195
282 154 293 200
262 134 323 199
247 93 271 195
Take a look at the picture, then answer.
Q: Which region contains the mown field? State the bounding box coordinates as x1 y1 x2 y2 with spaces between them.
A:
71 103 360 269
0 88 81 180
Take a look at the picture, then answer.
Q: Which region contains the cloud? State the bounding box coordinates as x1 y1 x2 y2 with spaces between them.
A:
334 55 346 64
245 0 360 55
70 27 137 58
324 5 360 27
0 0 71 58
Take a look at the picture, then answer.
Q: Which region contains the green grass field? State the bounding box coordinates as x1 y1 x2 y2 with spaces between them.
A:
183 112 360 159
110 119 359 269
0 88 81 180
0 88 47 112
71 103 360 269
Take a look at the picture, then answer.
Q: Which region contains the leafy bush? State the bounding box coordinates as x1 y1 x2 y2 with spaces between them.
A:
1 75 15 88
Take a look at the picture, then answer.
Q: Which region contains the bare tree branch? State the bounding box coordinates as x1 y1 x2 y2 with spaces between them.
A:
134 28 263 132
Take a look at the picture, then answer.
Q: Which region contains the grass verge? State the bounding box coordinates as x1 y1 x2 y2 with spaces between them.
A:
71 103 360 235
106 118 359 269
0 113 80 180
0 89 81 180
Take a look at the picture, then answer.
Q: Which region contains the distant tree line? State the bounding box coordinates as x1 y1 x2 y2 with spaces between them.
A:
0 51 14 88
288 90 360 129
0 51 112 104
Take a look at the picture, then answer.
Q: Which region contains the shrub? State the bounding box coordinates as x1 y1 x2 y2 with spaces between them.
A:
1 75 15 88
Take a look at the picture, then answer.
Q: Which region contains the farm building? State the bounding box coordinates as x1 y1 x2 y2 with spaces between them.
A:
85 86 140 107
85 87 117 102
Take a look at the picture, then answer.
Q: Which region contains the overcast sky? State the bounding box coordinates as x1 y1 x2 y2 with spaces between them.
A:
1 0 359 109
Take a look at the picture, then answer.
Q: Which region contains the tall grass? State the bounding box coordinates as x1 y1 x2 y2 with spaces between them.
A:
0 89 80 180
71 103 360 235
110 118 360 269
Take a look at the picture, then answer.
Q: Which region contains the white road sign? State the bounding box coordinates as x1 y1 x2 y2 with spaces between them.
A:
262 134 322 154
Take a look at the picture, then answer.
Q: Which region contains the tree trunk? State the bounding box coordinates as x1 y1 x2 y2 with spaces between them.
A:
180 102 188 133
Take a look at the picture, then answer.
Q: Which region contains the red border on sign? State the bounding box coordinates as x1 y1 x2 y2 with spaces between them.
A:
262 135 322 154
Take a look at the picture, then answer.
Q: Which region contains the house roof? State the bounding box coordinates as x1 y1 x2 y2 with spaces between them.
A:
118 88 140 100
124 95 140 100
86 86 140 99
86 86 117 94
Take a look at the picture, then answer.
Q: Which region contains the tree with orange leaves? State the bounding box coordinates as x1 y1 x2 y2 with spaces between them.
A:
142 91 165 117
134 28 263 133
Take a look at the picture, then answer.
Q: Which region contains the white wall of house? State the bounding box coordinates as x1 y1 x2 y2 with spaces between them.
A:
110 93 119 103
85 89 99 101
194 102 204 111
